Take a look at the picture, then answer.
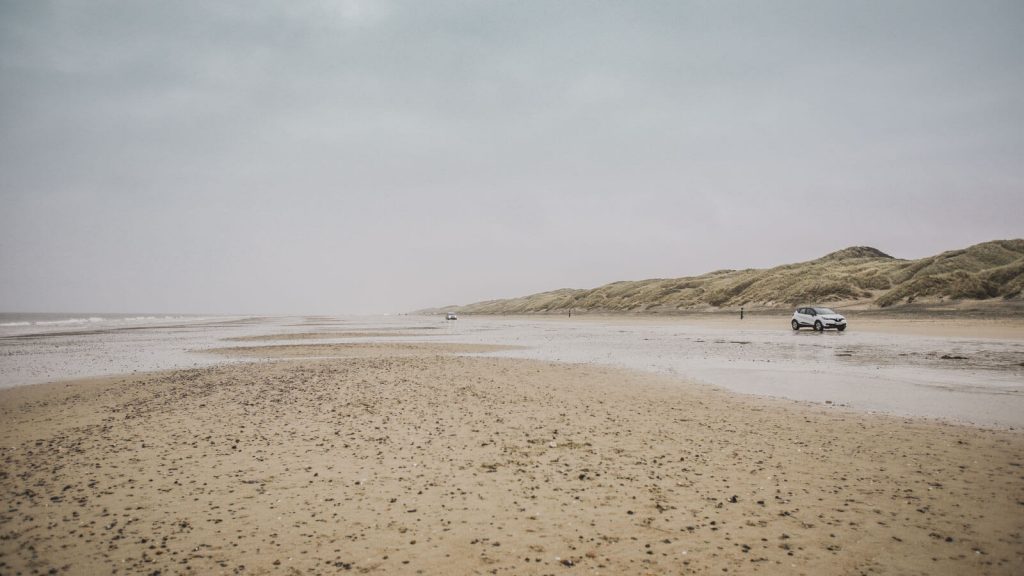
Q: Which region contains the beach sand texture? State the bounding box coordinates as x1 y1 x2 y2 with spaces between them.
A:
1 343 1022 575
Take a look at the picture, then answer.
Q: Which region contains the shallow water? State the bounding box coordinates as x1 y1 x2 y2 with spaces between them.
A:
1 314 1022 427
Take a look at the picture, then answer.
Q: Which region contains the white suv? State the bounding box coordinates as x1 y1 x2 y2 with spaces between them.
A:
792 307 847 332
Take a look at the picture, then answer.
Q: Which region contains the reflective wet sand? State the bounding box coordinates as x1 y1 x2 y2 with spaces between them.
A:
2 313 1022 427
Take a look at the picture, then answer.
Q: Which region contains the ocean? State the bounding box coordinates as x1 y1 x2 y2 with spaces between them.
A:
0 312 212 335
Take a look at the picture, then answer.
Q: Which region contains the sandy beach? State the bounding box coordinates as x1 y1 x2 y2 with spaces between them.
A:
6 1 1023 573
2 338 1022 575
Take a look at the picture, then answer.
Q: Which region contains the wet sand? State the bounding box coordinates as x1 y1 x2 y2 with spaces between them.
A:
525 313 1024 340
4 314 1021 429
442 315 1024 428
1 343 1022 575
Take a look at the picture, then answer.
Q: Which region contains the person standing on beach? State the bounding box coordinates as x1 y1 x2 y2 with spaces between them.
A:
740 307 744 320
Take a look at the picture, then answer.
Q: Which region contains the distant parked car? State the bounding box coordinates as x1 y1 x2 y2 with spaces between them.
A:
792 307 846 331
446 313 458 320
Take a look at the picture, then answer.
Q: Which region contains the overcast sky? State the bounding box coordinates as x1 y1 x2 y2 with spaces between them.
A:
1 1 1022 314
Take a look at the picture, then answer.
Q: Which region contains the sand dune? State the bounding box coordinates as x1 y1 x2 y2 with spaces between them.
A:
428 239 1024 314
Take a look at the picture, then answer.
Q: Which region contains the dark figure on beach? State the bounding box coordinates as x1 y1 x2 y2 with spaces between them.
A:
740 307 744 320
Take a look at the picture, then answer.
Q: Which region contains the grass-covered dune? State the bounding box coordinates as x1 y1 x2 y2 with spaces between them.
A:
428 239 1024 314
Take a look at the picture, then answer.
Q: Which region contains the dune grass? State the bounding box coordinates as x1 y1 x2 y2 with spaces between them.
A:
440 240 1024 314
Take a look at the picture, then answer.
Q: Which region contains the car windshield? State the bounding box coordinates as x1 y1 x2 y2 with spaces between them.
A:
813 307 836 315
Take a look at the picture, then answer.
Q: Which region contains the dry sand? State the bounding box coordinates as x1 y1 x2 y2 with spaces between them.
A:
1 343 1022 575
208 342 520 358
224 333 426 342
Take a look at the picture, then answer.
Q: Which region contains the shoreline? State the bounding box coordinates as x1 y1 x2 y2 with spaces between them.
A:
1 344 1022 575
430 312 1024 340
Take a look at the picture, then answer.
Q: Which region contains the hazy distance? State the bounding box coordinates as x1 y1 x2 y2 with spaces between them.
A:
1 1 1022 314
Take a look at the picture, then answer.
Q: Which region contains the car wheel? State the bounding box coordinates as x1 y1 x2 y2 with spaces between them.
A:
814 320 823 332
791 319 800 331
837 325 846 332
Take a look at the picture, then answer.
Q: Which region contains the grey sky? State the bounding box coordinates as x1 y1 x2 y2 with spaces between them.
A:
1 1 1022 314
